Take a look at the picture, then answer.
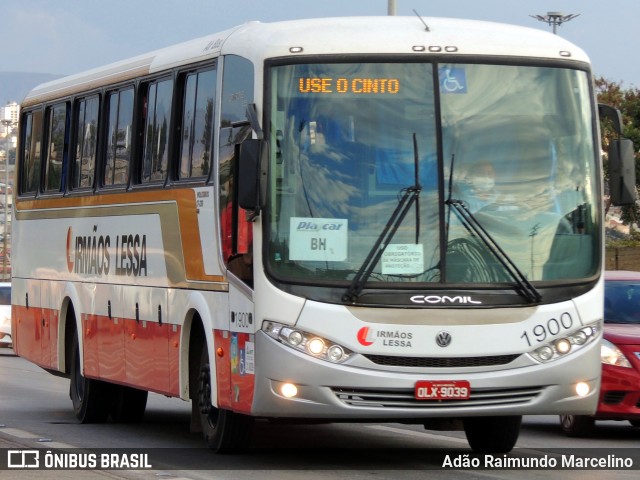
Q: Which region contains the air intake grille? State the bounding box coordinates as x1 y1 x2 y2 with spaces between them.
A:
332 386 544 409
602 391 626 405
362 353 520 368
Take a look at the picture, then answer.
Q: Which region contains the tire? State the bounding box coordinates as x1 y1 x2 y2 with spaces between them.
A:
110 386 148 423
463 416 521 453
196 343 254 453
559 414 595 437
628 420 640 428
69 332 112 423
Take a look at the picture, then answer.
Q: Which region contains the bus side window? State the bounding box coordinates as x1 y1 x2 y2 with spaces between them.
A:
219 55 254 285
104 87 134 187
178 68 215 180
140 78 173 184
19 110 43 195
72 96 99 190
44 102 69 193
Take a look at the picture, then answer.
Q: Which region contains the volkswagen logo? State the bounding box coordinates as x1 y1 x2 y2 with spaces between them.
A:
435 331 452 347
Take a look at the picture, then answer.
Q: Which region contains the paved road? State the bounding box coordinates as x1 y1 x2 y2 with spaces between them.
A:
1 348 639 479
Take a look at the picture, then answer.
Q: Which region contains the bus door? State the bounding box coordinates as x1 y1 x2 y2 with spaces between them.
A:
218 55 256 413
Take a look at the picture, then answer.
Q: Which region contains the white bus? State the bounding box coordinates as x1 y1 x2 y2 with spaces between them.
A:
11 16 635 453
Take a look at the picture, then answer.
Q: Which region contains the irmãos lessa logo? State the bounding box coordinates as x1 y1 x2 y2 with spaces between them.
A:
66 226 148 277
356 327 413 347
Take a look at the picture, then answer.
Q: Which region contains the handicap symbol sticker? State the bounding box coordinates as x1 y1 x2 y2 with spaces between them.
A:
439 67 467 94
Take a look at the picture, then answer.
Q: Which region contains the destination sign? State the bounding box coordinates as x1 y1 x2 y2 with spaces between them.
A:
298 77 400 95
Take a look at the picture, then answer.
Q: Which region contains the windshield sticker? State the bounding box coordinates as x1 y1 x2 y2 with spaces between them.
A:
289 217 348 261
382 244 424 275
439 67 467 94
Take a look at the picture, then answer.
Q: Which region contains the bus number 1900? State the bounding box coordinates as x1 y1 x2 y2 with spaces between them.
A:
231 311 253 329
520 312 575 347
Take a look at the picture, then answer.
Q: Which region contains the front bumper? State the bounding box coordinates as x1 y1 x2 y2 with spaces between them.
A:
250 331 601 419
595 363 640 420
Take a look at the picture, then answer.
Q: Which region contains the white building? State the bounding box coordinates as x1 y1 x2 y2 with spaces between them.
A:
1 102 19 136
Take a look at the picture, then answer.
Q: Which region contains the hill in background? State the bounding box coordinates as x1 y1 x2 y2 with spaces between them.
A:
0 72 62 105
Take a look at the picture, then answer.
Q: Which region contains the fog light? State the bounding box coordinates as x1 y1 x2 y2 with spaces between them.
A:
575 382 590 397
555 338 571 354
307 338 325 355
281 383 298 398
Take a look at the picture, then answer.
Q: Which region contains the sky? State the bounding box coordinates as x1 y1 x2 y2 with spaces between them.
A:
2 0 640 87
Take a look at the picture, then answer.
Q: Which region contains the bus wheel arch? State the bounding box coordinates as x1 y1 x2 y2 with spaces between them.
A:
195 335 253 452
186 310 253 451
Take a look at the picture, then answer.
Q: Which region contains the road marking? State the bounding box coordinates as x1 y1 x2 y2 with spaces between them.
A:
0 428 41 439
367 425 469 444
0 427 83 449
38 441 78 449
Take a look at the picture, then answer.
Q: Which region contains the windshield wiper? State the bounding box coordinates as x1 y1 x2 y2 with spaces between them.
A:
445 198 542 304
343 134 422 303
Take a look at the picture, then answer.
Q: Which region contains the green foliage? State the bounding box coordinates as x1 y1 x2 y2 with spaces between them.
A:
606 229 640 248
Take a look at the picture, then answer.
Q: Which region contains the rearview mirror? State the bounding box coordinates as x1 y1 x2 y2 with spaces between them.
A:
238 139 263 213
609 138 637 206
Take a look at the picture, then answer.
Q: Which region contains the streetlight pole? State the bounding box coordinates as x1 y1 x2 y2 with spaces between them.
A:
388 0 397 16
0 119 14 281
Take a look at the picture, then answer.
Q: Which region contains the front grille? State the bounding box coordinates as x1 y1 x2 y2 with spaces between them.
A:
603 391 626 405
362 353 521 368
332 386 544 409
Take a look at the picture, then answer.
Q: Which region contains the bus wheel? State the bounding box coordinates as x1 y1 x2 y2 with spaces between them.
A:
69 332 112 423
559 415 594 437
110 386 148 423
196 344 253 452
463 416 521 453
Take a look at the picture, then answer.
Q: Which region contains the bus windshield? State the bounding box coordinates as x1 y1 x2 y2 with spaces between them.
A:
266 62 599 288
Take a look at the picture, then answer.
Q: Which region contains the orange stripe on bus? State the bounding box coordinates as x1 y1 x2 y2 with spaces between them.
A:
15 189 226 284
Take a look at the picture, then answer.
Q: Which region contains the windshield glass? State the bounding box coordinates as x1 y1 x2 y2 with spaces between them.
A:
605 280 640 324
266 62 599 288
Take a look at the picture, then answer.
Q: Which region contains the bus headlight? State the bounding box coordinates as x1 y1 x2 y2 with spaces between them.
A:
529 321 601 364
263 321 352 363
307 337 325 355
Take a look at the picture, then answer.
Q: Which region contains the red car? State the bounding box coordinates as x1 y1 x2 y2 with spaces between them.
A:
560 270 640 436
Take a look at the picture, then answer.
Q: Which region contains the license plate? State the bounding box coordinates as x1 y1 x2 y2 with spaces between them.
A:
415 380 471 400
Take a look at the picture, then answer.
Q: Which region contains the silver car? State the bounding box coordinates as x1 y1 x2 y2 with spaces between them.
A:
0 282 11 348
